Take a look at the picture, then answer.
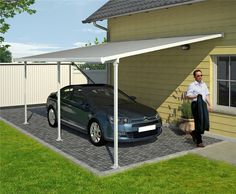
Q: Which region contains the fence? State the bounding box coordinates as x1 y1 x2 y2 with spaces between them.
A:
0 63 107 107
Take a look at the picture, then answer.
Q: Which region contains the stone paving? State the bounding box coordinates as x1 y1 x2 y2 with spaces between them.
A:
0 106 221 173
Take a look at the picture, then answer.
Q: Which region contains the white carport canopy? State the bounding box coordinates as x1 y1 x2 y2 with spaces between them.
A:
16 33 223 169
17 34 223 64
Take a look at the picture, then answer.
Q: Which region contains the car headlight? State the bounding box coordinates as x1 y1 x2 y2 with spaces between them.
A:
109 116 129 124
155 112 160 119
155 112 162 125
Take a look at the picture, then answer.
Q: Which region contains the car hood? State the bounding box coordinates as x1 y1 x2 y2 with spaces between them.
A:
95 102 157 119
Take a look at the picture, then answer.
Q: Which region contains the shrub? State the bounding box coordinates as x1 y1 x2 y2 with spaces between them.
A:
180 101 193 119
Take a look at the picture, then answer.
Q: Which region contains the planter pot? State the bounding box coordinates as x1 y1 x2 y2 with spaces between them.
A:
179 118 195 133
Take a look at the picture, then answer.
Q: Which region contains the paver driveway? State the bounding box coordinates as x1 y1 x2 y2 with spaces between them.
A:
0 106 221 173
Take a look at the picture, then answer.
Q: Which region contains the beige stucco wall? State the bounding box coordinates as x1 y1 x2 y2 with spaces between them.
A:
108 0 236 137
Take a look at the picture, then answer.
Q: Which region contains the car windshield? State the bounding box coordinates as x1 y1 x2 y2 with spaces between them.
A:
84 86 135 106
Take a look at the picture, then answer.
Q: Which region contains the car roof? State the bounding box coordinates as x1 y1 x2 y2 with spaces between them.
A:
77 84 111 88
65 84 113 90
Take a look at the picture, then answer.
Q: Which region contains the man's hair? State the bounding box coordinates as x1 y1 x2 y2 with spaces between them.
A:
193 69 202 76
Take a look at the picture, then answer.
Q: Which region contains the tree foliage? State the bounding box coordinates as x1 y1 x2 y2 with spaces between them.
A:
0 0 36 62
0 45 12 62
85 36 107 47
0 0 36 41
78 37 107 70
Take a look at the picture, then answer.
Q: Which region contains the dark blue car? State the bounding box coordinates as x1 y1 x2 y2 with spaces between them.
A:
46 84 162 146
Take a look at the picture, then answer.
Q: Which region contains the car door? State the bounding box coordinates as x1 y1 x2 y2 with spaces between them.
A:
60 86 74 122
68 88 90 131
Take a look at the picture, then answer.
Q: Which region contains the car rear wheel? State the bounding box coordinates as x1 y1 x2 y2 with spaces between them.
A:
89 121 105 146
47 107 58 127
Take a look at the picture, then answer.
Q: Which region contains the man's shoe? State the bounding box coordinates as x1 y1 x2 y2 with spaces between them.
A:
190 131 197 143
197 143 205 148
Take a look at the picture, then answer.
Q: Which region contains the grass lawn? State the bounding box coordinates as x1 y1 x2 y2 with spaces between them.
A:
0 120 236 194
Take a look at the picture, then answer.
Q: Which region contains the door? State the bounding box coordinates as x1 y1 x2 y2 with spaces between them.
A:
61 86 74 121
68 88 90 131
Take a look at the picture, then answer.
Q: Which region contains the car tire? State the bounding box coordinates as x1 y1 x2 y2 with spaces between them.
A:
88 120 106 146
47 107 58 127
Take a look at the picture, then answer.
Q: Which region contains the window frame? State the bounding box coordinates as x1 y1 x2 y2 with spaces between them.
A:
213 55 236 115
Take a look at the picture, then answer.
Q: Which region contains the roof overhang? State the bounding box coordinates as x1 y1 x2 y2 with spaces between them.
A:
82 0 206 23
15 33 223 64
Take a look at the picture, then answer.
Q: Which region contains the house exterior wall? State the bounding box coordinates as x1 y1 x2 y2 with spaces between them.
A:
108 0 236 137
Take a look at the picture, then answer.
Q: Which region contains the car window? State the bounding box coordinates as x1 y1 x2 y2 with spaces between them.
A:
71 89 86 106
86 87 135 105
61 87 73 100
91 88 113 97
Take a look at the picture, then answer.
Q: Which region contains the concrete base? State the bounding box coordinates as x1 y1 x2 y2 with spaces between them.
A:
194 141 236 166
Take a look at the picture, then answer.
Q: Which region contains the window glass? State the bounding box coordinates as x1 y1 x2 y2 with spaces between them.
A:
71 89 85 105
231 82 236 107
217 81 229 106
85 87 134 106
231 57 236 80
218 57 229 80
61 87 73 100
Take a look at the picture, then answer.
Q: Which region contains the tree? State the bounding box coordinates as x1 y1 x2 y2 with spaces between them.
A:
94 37 99 45
102 37 107 43
0 0 36 62
85 37 107 47
78 37 107 70
0 0 36 42
0 45 12 62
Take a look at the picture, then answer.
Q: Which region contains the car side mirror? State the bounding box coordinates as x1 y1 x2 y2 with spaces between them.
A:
130 96 136 101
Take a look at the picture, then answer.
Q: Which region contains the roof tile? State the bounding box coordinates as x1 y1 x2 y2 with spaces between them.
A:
83 0 205 23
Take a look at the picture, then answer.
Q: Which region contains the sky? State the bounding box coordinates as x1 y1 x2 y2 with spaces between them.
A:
4 0 107 58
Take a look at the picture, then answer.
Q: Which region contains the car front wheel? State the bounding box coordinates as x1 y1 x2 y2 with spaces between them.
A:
89 121 105 146
47 107 58 127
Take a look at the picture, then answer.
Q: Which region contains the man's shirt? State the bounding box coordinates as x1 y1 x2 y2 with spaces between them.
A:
186 81 209 102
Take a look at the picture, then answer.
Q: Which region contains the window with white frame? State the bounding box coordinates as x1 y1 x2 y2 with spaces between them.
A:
214 56 236 114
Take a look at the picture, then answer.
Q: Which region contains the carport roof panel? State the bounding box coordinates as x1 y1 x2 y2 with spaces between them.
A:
16 34 223 63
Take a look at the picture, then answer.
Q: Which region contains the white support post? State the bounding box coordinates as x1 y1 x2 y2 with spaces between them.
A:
112 59 119 169
23 61 29 125
56 62 62 141
69 63 72 85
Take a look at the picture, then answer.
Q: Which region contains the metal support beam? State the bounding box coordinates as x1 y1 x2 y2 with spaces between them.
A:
73 63 95 84
56 62 62 141
23 61 29 124
112 59 119 169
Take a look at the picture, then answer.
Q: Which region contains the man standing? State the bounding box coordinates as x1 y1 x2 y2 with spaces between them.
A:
186 69 212 147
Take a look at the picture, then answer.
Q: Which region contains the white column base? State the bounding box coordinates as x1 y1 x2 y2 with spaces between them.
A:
56 138 63 142
111 164 120 169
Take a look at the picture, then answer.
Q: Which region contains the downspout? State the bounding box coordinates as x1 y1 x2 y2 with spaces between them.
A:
92 21 111 84
92 22 110 42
